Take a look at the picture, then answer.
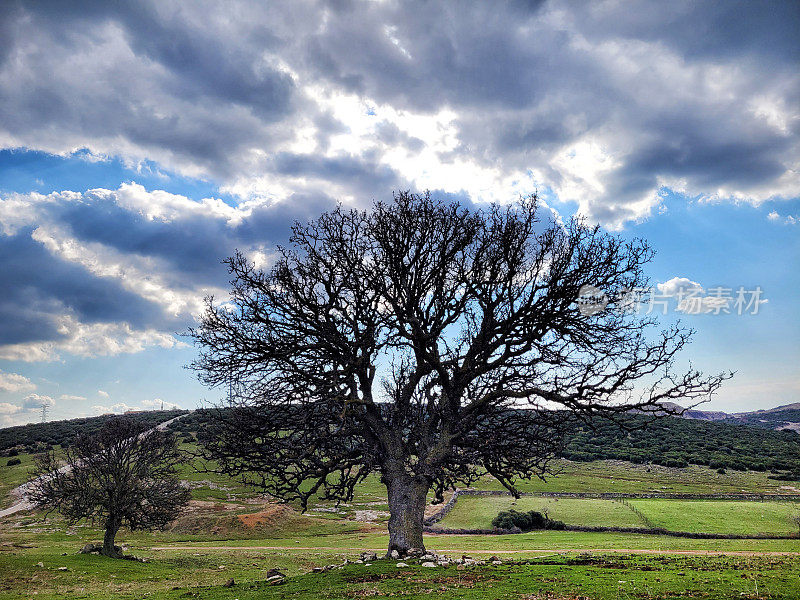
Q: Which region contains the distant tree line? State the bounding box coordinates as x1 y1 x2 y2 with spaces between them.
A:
167 408 800 480
4 407 798 480
561 414 800 476
0 410 186 455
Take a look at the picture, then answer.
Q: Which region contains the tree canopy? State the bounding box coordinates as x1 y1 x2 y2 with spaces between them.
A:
191 192 728 554
29 417 190 557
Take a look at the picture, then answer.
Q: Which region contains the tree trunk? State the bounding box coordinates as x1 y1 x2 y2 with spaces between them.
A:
385 474 429 556
101 519 122 558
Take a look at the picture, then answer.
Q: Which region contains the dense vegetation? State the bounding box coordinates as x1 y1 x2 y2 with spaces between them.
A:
722 407 800 431
492 509 566 531
0 410 186 455
3 408 798 480
561 414 800 477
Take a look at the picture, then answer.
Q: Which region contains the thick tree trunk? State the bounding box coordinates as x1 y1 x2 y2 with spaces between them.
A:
101 519 122 558
385 474 429 556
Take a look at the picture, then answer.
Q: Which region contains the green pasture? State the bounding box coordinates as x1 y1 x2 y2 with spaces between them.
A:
3 445 800 599
440 494 800 535
631 499 800 536
1 526 799 600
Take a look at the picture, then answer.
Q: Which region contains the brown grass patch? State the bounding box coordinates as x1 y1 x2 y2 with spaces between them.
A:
237 504 294 528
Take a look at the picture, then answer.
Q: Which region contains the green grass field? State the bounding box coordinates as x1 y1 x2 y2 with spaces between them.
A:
440 495 648 529
440 495 800 535
3 447 800 599
1 525 799 599
632 499 800 535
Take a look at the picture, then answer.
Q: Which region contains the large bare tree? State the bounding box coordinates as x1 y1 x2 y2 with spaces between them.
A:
190 192 727 555
29 417 190 558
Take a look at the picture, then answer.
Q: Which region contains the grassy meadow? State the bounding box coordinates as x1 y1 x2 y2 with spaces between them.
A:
2 443 799 599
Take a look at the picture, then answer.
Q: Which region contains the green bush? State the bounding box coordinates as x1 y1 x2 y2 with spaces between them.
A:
491 509 565 531
6 457 21 466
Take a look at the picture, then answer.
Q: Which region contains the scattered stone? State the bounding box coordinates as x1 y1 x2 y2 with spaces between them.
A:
491 560 502 565
396 562 408 568
36 562 44 567
265 568 286 578
79 543 123 556
489 555 500 562
406 547 423 557
421 561 437 568
265 575 284 585
223 578 235 588
420 554 436 562
360 551 378 562
58 566 69 571
389 549 400 559
437 560 450 567
456 564 466 571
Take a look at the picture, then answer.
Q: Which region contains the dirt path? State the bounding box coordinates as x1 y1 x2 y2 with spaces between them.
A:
150 545 800 556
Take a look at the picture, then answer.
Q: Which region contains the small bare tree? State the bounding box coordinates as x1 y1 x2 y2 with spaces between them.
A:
29 417 190 558
191 192 729 555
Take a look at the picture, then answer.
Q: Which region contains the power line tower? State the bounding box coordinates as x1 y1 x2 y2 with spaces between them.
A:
41 402 49 423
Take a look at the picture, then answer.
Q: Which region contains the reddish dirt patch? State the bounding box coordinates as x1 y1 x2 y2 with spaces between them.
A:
237 504 295 528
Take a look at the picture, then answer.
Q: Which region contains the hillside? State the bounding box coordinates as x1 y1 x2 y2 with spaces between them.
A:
3 406 797 480
662 402 800 432
562 413 800 477
0 409 187 454
168 407 800 480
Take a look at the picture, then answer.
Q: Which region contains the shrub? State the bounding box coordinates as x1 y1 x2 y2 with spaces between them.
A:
6 458 21 466
491 509 565 531
716 468 726 474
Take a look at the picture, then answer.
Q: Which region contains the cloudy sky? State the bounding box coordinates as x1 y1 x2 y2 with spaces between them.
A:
0 0 798 426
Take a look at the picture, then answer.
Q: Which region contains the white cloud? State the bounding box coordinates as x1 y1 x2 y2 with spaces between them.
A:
31 222 210 319
97 390 109 398
141 398 182 410
0 402 21 415
59 394 87 402
767 210 798 225
21 394 55 409
0 3 795 231
0 370 36 393
0 315 183 362
656 277 704 298
91 402 145 415
656 276 769 315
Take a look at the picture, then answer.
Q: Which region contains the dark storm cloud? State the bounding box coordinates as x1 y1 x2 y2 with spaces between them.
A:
0 229 166 344
0 0 797 358
0 186 348 356
1 0 796 215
